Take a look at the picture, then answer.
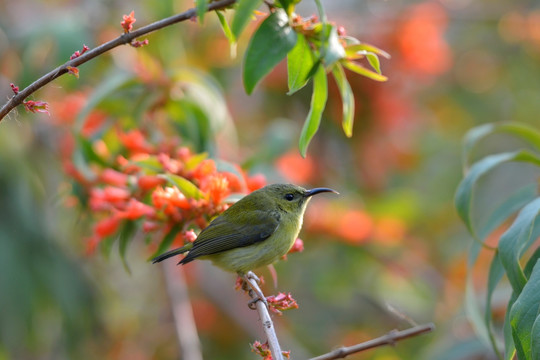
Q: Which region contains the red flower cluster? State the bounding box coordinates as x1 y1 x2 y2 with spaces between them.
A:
251 341 291 360
121 11 136 33
56 122 265 255
70 45 90 60
266 292 299 315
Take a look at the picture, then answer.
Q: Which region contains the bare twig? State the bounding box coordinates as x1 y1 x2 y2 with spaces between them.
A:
163 261 203 360
0 0 237 122
309 323 435 360
245 271 284 360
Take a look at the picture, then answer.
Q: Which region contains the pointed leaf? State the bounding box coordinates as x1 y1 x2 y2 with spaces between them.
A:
366 53 382 74
499 197 540 293
463 123 540 171
216 10 237 57
287 33 315 94
509 259 540 360
531 315 540 360
345 43 391 59
161 174 205 199
298 64 327 157
231 0 264 40
321 24 346 67
243 9 297 94
196 0 209 22
455 150 540 241
504 293 518 360
484 252 505 358
118 220 137 273
342 60 388 82
332 63 355 137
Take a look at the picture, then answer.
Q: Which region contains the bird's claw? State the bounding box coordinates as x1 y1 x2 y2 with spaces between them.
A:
247 296 268 310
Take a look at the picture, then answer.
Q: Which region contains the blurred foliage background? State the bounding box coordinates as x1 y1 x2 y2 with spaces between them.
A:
1 0 540 359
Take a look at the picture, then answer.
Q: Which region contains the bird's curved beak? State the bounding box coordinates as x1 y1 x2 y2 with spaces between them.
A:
304 187 339 197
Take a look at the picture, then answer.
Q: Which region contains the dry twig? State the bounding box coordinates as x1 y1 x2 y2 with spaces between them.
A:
0 0 237 122
309 323 435 360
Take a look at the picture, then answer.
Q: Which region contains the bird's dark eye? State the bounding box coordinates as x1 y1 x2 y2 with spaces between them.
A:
284 193 294 201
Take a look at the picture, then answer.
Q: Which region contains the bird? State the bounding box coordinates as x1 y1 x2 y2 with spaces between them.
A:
152 183 337 275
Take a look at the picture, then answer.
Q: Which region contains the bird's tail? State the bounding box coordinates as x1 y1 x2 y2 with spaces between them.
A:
151 244 191 264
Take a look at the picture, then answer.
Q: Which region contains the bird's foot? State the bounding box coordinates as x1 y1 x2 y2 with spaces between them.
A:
242 271 268 309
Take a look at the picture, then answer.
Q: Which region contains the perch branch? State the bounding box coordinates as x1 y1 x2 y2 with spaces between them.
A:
245 271 284 360
0 0 237 122
309 323 435 360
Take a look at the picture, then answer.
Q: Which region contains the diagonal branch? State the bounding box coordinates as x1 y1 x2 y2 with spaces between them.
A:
245 271 284 360
309 323 436 360
0 0 237 123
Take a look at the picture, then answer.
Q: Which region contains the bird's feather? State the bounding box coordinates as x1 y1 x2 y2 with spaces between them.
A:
179 210 280 264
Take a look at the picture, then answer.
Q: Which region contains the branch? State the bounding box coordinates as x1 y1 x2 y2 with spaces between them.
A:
0 0 237 123
309 323 435 360
245 271 284 360
162 262 203 360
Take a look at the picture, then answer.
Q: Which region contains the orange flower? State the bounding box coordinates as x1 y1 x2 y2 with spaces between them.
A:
397 1 451 76
202 174 230 205
335 210 373 244
119 130 154 154
94 216 121 238
222 171 245 193
103 186 131 204
137 175 166 191
117 199 155 220
275 151 315 184
246 173 266 192
152 186 191 214
373 216 406 246
100 169 128 187
81 110 107 137
191 159 217 182
142 220 160 233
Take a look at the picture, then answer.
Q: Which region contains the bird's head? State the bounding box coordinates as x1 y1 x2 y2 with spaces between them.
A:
260 183 338 214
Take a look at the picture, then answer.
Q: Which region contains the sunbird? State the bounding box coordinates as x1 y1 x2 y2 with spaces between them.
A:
152 183 337 274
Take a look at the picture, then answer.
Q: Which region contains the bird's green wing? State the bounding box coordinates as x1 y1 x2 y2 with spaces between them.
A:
180 210 280 263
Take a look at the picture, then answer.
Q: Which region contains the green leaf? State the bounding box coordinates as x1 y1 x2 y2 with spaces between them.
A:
366 53 381 74
75 71 134 132
509 259 540 360
462 123 540 171
504 293 518 360
484 252 505 358
531 315 540 360
231 0 264 40
321 24 346 68
149 224 182 260
161 174 205 199
216 10 237 57
342 60 388 82
455 150 540 241
277 0 299 16
298 64 327 157
345 43 391 59
118 220 137 273
131 155 164 173
243 9 298 94
287 33 315 95
331 63 355 137
196 0 209 22
499 197 540 293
